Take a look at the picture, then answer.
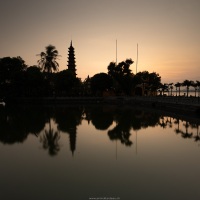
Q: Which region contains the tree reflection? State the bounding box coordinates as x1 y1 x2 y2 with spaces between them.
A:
108 128 132 146
107 107 160 146
190 123 200 142
82 107 92 124
174 118 182 134
181 121 193 139
194 124 200 142
108 108 133 146
1 104 200 151
158 116 167 129
132 109 159 129
40 119 60 156
90 106 114 130
0 105 46 144
166 117 173 128
23 105 46 136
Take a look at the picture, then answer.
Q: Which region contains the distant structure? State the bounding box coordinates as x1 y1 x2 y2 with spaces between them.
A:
67 40 77 77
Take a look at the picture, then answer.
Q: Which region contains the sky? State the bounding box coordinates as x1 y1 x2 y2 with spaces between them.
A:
0 0 200 83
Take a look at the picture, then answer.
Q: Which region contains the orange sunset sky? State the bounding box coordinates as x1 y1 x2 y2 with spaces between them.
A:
0 0 200 83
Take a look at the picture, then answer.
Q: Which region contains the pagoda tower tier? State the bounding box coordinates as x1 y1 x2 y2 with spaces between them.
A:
67 40 77 76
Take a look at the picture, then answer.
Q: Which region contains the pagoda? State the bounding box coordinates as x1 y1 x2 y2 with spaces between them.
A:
67 40 77 77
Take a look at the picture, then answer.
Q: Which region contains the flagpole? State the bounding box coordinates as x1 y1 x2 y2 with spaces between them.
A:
116 39 118 65
136 43 138 74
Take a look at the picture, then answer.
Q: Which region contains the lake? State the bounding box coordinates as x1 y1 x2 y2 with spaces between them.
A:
0 104 200 200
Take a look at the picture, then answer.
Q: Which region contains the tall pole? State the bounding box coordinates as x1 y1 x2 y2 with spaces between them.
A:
116 140 118 160
136 43 138 74
136 131 138 155
116 39 118 65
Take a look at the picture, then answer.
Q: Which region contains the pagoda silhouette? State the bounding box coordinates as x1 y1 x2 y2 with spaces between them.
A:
67 40 77 77
68 128 77 156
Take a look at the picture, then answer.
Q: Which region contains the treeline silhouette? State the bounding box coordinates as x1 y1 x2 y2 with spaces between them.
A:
0 56 81 100
1 44 199 101
0 105 199 156
0 44 162 100
158 81 200 97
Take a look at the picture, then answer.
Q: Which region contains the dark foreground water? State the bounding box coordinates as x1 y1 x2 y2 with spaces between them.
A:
0 104 200 200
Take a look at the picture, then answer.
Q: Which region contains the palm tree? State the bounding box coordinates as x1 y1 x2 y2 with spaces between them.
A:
174 82 181 96
196 81 200 97
191 81 198 97
37 45 60 73
168 83 173 96
182 80 192 97
158 83 168 96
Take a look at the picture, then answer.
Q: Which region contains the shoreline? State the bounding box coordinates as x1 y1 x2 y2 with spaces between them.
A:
4 96 200 119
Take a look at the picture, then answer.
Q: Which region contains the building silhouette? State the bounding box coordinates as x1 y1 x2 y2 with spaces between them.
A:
67 40 77 77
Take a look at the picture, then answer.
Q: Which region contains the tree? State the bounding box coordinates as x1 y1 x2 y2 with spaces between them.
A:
133 71 161 96
168 83 173 96
158 83 168 96
182 80 192 97
0 56 27 99
107 59 134 95
25 66 44 96
0 56 27 84
55 69 81 96
148 72 161 95
191 81 198 97
174 82 181 96
37 45 59 73
90 73 113 96
108 59 133 77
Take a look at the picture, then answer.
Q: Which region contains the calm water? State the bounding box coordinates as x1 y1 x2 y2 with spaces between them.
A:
0 104 200 200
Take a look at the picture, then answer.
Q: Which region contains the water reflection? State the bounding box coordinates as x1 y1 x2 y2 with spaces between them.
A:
40 118 60 156
0 105 46 143
89 106 114 130
0 105 200 155
55 106 82 155
193 124 200 142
